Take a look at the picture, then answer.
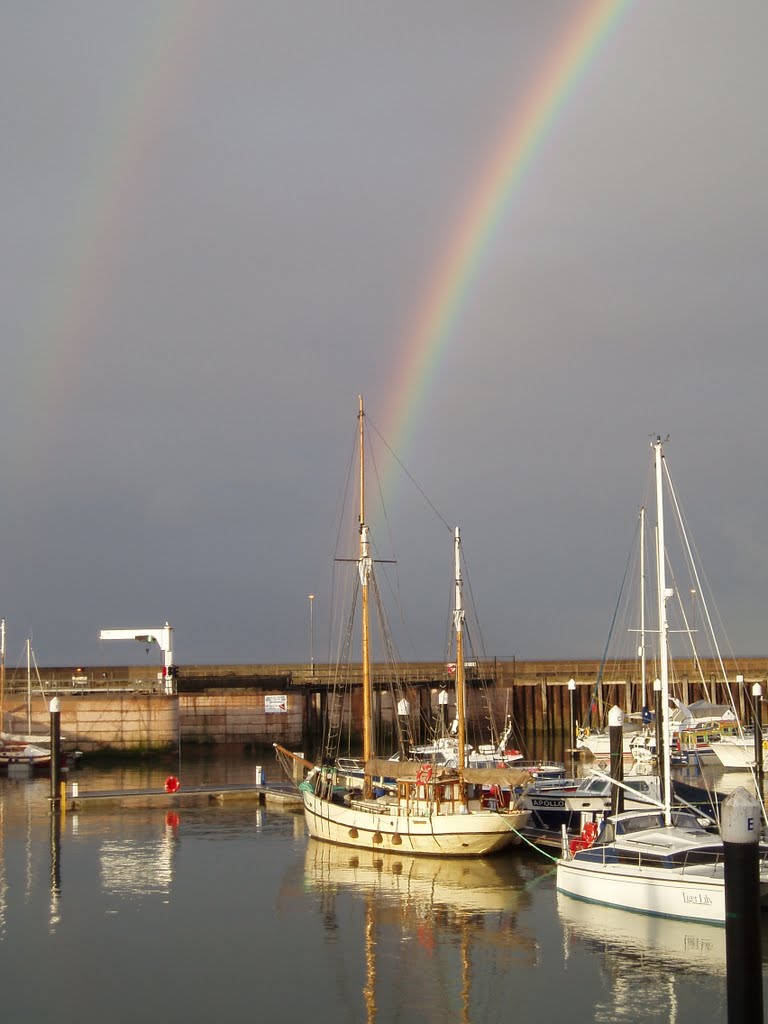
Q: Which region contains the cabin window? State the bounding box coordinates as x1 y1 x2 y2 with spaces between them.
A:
616 813 664 835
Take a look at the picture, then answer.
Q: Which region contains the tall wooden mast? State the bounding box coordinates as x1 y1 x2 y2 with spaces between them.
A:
358 396 374 795
640 506 647 713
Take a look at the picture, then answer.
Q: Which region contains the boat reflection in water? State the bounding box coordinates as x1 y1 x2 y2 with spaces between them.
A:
304 839 538 1023
557 891 736 1023
558 891 725 975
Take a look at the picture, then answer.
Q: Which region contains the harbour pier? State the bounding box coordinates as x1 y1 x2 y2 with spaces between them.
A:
3 657 767 754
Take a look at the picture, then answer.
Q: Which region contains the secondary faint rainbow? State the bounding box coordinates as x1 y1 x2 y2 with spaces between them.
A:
19 2 214 472
379 0 633 478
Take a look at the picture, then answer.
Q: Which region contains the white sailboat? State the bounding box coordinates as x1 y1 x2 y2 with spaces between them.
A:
0 631 52 772
284 397 530 857
556 437 768 924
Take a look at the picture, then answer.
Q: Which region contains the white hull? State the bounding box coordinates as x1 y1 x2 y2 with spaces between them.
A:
556 856 727 924
302 790 528 857
708 738 766 771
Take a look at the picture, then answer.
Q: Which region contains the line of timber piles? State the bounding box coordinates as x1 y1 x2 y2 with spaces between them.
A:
13 657 768 751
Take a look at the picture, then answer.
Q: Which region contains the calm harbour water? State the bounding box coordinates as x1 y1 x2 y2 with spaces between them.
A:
1 749 767 1023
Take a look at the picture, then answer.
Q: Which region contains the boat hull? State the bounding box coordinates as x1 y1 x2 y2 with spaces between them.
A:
556 856 728 924
0 742 52 772
302 790 528 857
708 738 766 771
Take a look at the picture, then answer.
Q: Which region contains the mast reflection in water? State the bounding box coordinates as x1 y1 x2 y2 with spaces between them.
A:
303 840 537 1023
1 757 768 1023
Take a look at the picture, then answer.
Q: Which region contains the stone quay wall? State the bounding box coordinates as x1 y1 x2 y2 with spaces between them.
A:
7 691 305 753
5 657 768 752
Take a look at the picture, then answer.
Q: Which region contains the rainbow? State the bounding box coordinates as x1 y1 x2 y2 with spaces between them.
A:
20 2 214 471
380 0 633 471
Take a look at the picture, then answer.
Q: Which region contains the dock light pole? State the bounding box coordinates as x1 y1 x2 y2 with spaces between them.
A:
752 682 763 795
568 679 576 758
308 594 315 675
653 677 663 789
608 705 624 816
737 674 745 730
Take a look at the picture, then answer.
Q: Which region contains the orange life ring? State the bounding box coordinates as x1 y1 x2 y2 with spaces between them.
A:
416 764 433 785
165 775 180 793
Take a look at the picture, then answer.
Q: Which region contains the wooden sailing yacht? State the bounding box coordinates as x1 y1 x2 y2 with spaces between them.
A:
286 396 530 856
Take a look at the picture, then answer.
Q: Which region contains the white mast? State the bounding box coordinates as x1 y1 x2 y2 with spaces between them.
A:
26 636 32 735
654 438 673 826
454 527 466 785
639 506 647 712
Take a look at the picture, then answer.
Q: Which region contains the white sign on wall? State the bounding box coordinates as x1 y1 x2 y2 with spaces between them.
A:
265 695 288 714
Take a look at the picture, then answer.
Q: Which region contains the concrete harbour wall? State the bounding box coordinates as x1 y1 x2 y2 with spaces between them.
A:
11 691 305 753
6 656 768 752
50 694 179 753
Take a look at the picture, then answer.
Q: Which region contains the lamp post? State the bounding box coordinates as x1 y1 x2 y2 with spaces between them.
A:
654 677 663 790
752 682 763 796
308 594 315 675
568 678 576 758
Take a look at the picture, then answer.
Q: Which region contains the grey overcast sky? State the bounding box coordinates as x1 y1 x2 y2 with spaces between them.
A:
1 1 766 669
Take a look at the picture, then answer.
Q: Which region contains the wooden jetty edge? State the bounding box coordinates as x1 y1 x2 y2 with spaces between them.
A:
66 782 304 813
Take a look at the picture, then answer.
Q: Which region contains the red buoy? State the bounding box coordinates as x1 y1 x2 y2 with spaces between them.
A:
165 775 180 793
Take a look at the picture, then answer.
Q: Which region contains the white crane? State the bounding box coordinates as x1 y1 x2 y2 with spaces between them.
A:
99 622 176 694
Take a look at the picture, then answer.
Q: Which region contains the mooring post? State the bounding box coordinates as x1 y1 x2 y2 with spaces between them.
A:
49 697 61 807
752 683 763 796
398 697 411 760
568 678 576 761
722 786 762 1024
438 688 449 734
608 705 624 816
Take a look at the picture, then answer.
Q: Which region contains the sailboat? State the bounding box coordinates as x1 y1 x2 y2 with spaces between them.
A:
282 397 530 857
0 630 52 772
556 437 768 924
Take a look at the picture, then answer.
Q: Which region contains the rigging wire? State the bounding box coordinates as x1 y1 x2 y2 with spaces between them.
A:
584 511 642 728
365 411 453 534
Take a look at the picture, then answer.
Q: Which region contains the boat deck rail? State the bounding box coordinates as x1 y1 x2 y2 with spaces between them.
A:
571 841 768 879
